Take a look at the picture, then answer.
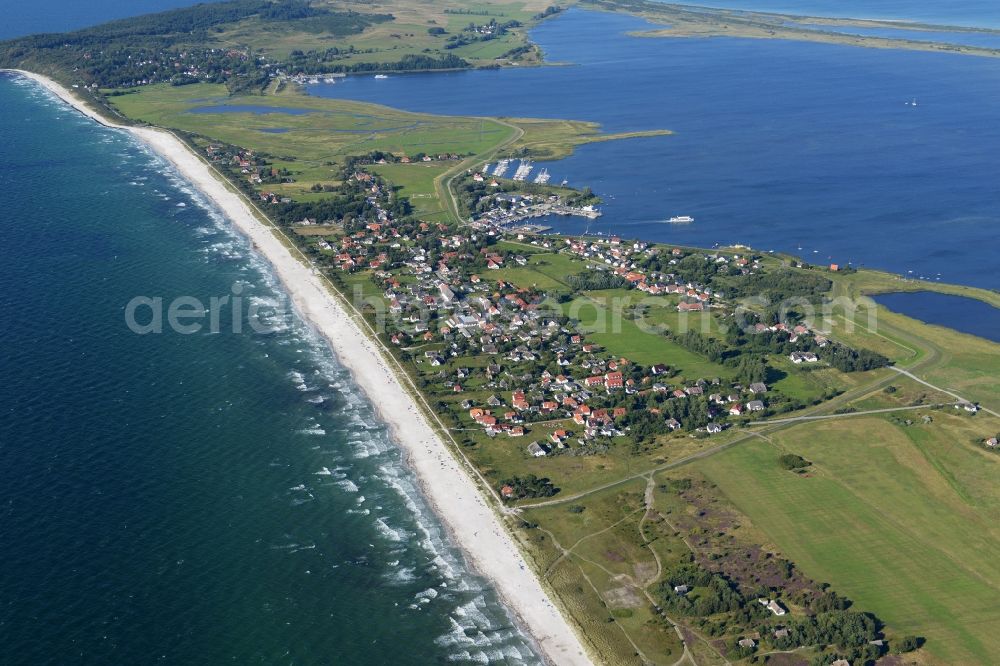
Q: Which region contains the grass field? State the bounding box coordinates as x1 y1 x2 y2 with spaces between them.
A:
109 83 514 165
695 413 1000 664
371 162 450 219
562 288 734 380
828 268 1000 409
519 479 687 665
106 83 672 226
207 0 557 65
767 355 858 403
503 117 673 160
492 251 585 292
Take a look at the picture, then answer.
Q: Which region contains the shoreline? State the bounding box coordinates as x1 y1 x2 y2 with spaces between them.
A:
7 69 593 666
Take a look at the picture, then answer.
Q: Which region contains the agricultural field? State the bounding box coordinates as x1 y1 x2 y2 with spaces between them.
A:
492 251 587 292
695 412 1000 664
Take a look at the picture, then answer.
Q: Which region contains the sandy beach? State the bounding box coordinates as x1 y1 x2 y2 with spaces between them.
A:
9 69 593 666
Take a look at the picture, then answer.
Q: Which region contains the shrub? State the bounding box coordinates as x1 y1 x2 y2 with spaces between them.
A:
779 454 811 470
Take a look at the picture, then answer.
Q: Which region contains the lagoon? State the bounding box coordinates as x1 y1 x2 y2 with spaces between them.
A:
874 291 1000 342
311 9 1000 291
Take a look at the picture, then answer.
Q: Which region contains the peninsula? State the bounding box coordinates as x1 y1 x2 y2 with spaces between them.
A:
4 1 1000 664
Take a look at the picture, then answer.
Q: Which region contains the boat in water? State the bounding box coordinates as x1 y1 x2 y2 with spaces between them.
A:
667 215 694 224
374 74 389 80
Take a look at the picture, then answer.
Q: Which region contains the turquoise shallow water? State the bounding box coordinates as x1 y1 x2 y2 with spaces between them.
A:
0 74 538 665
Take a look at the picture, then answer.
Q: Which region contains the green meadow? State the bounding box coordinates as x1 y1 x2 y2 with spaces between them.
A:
492 251 586 292
204 0 556 66
109 83 513 163
562 288 734 380
371 162 451 219
695 413 1000 664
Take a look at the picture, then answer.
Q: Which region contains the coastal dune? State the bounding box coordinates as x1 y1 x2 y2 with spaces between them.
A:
10 70 593 666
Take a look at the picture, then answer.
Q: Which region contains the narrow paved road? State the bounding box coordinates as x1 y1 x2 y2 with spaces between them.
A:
891 366 999 418
435 117 525 225
752 402 958 426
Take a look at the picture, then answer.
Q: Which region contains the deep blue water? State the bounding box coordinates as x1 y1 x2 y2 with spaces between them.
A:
787 21 1000 49
311 9 1000 291
0 73 538 665
668 0 1000 29
874 291 1000 342
1 0 229 40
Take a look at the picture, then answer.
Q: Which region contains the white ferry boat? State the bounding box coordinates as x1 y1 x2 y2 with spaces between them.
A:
374 74 389 79
668 215 694 224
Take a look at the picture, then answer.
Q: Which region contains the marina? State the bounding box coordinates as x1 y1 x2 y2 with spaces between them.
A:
476 198 601 229
491 158 510 177
512 159 533 181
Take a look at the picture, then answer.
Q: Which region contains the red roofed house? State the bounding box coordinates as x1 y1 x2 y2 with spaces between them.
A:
605 372 624 390
678 301 705 312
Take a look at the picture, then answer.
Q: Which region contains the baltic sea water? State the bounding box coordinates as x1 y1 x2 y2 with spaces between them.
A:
0 73 539 665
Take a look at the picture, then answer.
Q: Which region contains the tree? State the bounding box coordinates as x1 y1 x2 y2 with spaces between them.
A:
778 454 811 471
895 635 922 653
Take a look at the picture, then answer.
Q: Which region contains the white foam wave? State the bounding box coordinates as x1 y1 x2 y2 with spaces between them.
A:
336 479 360 493
375 518 407 543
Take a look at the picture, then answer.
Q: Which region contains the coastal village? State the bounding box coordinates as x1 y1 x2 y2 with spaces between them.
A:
199 144 890 480
254 155 911 664
183 120 962 662
175 91 991 666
